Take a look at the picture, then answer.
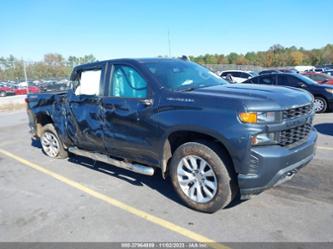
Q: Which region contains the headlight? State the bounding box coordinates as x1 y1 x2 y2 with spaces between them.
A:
251 132 278 145
239 111 281 124
325 88 333 94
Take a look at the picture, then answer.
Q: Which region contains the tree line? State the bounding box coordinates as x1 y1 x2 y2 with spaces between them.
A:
1 44 333 81
0 54 96 81
189 44 333 67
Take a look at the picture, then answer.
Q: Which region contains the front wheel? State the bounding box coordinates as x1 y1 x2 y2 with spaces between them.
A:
314 97 327 113
40 124 68 159
169 142 237 213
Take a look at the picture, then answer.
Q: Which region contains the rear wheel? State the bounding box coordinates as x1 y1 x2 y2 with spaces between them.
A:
40 124 68 159
170 141 237 213
314 97 327 113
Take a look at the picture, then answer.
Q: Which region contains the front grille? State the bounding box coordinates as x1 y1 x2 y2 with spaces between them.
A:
283 104 312 119
278 123 312 146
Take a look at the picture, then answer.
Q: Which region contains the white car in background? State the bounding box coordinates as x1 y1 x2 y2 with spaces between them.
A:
220 70 258 83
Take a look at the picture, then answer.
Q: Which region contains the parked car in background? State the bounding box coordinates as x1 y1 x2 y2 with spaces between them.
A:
324 70 333 76
295 65 315 72
259 69 298 75
0 82 15 97
40 81 68 92
243 73 333 113
302 72 333 85
15 85 40 95
220 70 257 83
313 68 327 73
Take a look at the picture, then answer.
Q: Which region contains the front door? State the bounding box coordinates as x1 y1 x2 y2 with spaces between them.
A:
102 63 159 166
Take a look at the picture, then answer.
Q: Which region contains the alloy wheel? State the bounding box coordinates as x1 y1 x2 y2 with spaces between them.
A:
314 98 325 113
41 131 60 158
177 155 218 203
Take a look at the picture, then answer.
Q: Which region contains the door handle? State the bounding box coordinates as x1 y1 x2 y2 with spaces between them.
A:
139 99 153 106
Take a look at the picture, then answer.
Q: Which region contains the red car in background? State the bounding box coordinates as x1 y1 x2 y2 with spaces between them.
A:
14 85 41 95
302 72 333 85
0 83 15 97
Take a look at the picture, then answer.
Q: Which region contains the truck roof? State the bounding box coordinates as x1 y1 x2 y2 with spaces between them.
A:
73 58 187 70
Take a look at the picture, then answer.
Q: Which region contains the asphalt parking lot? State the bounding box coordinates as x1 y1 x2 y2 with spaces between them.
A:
0 110 332 245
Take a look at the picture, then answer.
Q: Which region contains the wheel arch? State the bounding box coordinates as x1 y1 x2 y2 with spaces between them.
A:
35 112 54 137
160 129 235 179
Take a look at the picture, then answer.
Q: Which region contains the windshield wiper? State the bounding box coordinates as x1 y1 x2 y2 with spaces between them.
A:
178 87 196 92
175 83 225 92
175 85 198 92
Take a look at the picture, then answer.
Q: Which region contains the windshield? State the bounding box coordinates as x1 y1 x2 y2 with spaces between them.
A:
143 60 229 91
307 74 331 81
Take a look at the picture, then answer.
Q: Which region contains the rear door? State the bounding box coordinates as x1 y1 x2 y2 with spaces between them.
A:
66 62 107 152
101 62 159 166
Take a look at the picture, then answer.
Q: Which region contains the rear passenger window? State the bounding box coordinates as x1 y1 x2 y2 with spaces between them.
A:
259 75 275 85
109 65 147 98
277 75 289 86
278 75 301 87
240 72 250 79
232 72 241 77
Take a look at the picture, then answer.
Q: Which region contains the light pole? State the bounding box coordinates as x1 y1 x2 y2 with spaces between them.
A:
22 59 29 94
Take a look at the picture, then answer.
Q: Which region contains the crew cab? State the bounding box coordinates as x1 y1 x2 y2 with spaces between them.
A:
27 58 317 213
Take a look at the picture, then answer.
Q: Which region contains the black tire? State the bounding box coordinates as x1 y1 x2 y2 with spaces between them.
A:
0 91 6 97
40 124 68 159
314 97 327 113
169 141 237 213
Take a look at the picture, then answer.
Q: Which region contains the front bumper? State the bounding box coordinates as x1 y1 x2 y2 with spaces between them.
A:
239 128 317 199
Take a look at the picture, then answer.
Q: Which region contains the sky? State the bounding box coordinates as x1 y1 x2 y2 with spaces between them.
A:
1 0 332 61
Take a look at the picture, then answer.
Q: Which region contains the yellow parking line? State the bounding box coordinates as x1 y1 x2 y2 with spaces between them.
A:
317 146 333 151
0 148 229 249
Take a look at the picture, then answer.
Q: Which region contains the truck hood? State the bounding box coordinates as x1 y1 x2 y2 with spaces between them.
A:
191 84 313 111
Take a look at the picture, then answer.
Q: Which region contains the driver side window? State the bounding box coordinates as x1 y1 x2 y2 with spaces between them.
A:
109 65 147 98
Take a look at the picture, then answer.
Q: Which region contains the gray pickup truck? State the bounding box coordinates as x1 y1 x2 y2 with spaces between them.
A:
27 58 317 212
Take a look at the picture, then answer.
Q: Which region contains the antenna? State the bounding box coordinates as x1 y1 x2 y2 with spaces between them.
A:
168 29 171 57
